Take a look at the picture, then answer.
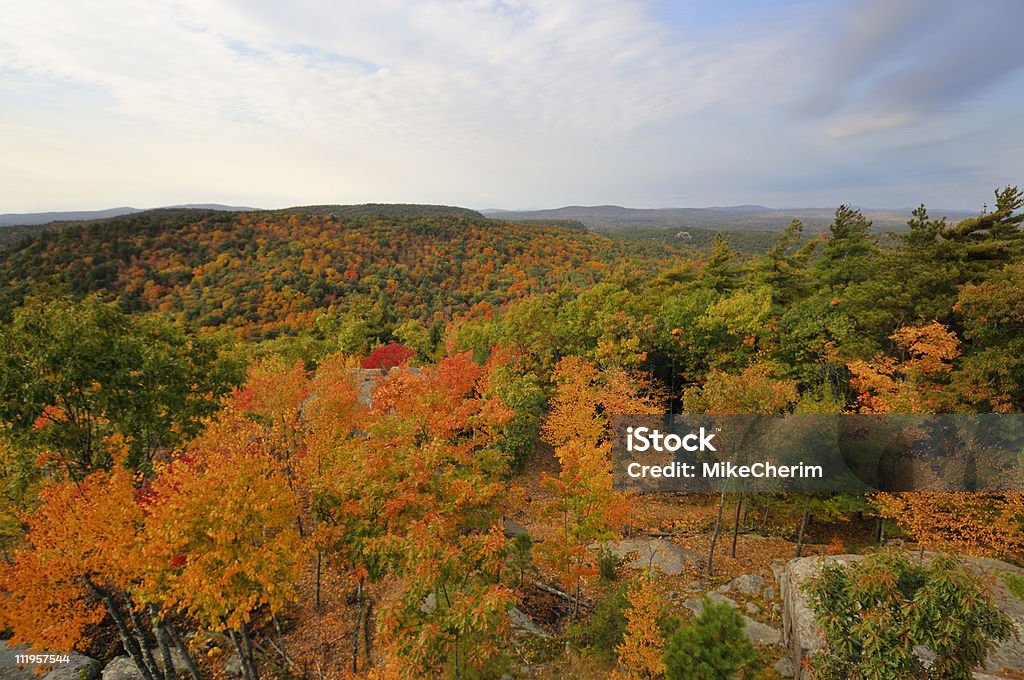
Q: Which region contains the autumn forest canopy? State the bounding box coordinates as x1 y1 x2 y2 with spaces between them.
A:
2 187 1024 679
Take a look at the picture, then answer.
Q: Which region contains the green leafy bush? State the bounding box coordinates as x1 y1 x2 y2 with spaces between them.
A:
804 551 1014 680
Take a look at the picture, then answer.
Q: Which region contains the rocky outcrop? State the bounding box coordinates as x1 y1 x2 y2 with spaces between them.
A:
502 518 531 540
723 573 766 596
598 538 702 576
0 642 100 680
100 657 141 680
779 554 1024 678
508 607 550 638
680 595 782 646
100 649 191 680
778 554 862 678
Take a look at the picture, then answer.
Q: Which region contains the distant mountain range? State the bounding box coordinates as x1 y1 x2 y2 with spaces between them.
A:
0 204 256 227
482 204 978 232
1 202 981 234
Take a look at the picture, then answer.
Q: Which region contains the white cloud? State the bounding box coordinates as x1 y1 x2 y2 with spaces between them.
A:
0 0 1021 211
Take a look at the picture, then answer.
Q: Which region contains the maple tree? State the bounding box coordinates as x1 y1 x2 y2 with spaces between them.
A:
357 351 517 678
540 356 661 615
0 451 202 680
614 575 666 679
139 444 305 680
847 321 962 414
872 492 1024 557
361 341 415 370
295 353 377 672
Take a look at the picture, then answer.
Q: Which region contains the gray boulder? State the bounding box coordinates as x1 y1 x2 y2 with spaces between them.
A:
728 573 766 596
596 538 701 576
680 598 781 646
774 656 795 678
224 653 243 677
503 518 531 539
508 607 550 638
101 657 140 680
779 554 862 679
101 650 190 680
745 618 783 646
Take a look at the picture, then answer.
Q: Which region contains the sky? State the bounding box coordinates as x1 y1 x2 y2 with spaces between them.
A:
2 0 1023 212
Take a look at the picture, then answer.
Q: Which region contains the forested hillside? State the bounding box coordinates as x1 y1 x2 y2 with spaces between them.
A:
0 208 679 338
3 188 1024 680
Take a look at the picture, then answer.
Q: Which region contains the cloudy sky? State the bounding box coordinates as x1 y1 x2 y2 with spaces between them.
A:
2 0 1023 212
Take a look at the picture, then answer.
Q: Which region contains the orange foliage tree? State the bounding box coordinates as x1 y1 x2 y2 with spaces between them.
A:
295 353 376 672
873 492 1024 557
139 443 305 680
365 351 517 678
847 321 961 413
0 456 202 680
540 356 662 614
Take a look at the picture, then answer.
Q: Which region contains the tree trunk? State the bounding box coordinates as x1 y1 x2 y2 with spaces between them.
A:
129 605 165 680
707 490 727 576
363 597 374 669
352 578 364 674
227 629 252 680
272 614 290 667
83 579 155 680
453 632 462 680
166 622 202 680
240 620 260 680
876 516 885 545
315 550 322 611
149 606 176 680
731 494 743 559
795 509 810 558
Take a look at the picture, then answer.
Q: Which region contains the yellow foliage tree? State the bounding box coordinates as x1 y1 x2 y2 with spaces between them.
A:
539 357 661 614
140 445 305 680
615 576 667 679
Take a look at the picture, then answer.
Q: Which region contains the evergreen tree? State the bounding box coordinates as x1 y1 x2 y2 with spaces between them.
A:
663 598 759 680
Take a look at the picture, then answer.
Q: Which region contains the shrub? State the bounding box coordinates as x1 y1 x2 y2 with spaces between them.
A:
598 547 621 582
361 341 414 369
804 551 1014 680
663 598 759 680
507 533 535 586
571 583 629 661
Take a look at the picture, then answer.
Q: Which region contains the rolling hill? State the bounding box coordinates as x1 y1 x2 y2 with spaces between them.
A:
0 205 682 338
